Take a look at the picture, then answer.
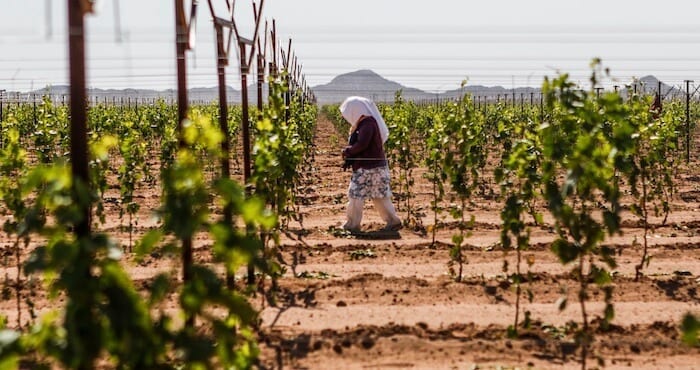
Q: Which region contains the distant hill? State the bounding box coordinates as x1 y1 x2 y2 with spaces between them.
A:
636 75 681 97
311 69 433 104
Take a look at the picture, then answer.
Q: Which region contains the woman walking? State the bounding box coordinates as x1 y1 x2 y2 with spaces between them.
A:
340 96 402 232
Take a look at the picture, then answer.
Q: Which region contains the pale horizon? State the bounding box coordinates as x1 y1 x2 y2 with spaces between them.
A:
1 0 699 93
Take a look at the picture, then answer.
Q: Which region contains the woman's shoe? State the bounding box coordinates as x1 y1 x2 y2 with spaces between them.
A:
382 222 402 232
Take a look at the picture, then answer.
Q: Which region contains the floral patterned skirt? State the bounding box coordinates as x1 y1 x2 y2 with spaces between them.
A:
348 166 393 199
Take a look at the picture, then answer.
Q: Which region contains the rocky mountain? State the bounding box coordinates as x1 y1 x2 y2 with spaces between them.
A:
636 75 681 97
311 69 432 104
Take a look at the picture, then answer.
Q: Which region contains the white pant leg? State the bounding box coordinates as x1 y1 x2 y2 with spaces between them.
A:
344 197 365 230
372 197 401 226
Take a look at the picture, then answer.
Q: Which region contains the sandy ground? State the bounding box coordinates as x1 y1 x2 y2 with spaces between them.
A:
2 113 700 369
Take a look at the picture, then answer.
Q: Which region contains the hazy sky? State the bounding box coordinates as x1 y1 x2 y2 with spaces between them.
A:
1 0 699 92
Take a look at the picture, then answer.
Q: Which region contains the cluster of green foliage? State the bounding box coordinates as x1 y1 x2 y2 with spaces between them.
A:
251 71 317 295
0 80 316 367
493 97 542 337
0 116 265 368
380 93 422 227
254 73 317 227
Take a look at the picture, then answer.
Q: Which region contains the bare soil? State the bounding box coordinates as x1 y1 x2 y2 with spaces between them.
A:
2 113 700 369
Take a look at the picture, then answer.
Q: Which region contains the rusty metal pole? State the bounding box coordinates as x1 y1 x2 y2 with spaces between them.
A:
215 25 232 216
237 41 257 285
33 94 37 127
174 0 194 326
240 43 252 188
268 56 276 120
686 80 692 163
175 2 188 137
284 72 290 123
213 23 235 289
284 40 292 125
520 92 523 113
68 0 90 238
214 27 231 182
257 54 264 118
268 21 277 103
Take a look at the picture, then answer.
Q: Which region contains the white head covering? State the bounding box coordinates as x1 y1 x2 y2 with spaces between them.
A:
339 96 389 143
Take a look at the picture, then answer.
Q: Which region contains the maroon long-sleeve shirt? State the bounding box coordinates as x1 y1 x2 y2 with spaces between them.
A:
342 116 387 171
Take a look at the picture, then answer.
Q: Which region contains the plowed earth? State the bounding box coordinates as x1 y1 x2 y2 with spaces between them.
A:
2 114 700 369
